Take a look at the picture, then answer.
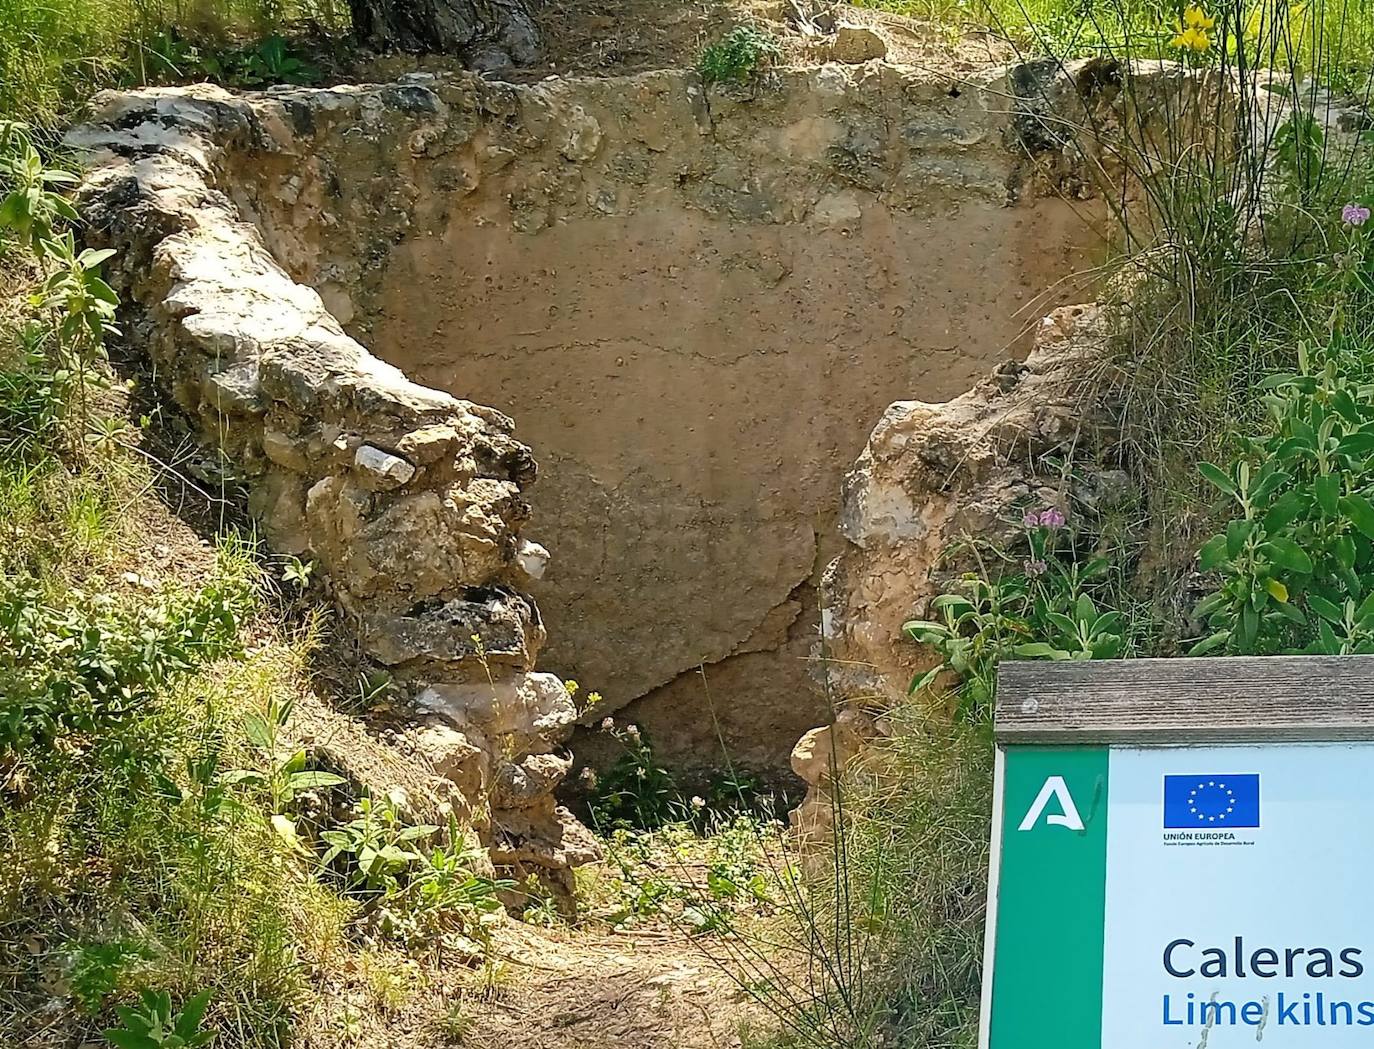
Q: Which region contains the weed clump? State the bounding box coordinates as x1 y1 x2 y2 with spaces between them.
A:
697 25 781 85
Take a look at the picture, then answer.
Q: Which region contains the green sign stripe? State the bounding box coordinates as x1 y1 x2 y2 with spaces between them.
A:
987 747 1109 1049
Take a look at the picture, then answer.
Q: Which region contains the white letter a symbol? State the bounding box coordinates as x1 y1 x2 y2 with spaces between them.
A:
1017 775 1085 832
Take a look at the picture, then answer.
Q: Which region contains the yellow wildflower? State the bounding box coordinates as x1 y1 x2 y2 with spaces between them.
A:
1171 5 1213 51
563 679 579 695
1183 4 1214 29
585 690 603 707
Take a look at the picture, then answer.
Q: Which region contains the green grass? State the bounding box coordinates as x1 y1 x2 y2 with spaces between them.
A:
853 0 1374 89
0 0 347 128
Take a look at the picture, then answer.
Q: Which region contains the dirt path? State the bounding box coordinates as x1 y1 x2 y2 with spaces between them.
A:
467 923 772 1049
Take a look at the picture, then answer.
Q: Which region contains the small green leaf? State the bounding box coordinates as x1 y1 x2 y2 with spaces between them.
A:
1259 537 1313 574
1074 593 1097 624
1193 592 1228 619
1188 630 1231 656
285 771 345 791
1198 534 1228 571
906 665 942 695
1315 473 1340 516
1199 461 1237 497
216 769 264 786
101 1031 156 1049
1340 493 1374 540
1336 431 1374 457
1226 519 1257 559
175 988 213 1038
1331 387 1363 424
1011 642 1068 659
1335 534 1357 571
1317 619 1343 655
1308 593 1345 623
902 620 948 640
243 712 272 749
1238 604 1260 652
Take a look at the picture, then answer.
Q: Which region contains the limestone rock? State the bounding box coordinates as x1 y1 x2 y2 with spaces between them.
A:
202 361 263 415
515 539 549 581
490 804 603 871
65 80 599 881
831 24 887 63
560 107 602 162
355 444 417 489
409 718 486 799
820 302 1112 711
415 671 576 753
790 713 867 788
491 752 572 810
361 588 543 673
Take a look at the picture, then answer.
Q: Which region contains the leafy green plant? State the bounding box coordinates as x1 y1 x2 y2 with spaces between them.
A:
401 836 510 944
1191 340 1374 655
102 988 214 1048
585 722 682 829
279 555 315 590
0 121 120 435
696 26 780 85
592 812 778 940
0 121 79 255
230 35 319 86
320 798 508 945
903 509 1126 719
219 692 344 853
31 229 120 423
0 544 254 750
68 940 150 1014
320 795 438 894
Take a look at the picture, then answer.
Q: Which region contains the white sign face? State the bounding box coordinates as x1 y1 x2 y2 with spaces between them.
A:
1105 743 1374 1045
984 742 1374 1048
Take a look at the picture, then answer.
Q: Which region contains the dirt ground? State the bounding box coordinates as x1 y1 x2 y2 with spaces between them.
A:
463 923 774 1049
531 0 1016 78
357 0 1019 83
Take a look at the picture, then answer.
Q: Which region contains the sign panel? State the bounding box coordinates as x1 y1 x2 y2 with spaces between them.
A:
984 741 1374 1046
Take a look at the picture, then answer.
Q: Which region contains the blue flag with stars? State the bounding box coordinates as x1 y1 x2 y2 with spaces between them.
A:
1163 774 1260 828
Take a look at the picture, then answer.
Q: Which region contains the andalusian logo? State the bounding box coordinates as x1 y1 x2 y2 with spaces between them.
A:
1017 775 1085 832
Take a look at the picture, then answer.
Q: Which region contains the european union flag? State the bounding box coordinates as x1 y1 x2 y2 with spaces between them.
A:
1163 774 1260 829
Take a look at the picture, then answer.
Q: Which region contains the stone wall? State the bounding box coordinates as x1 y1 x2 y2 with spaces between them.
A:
68 87 598 886
791 301 1120 832
69 55 1184 800
158 63 1112 778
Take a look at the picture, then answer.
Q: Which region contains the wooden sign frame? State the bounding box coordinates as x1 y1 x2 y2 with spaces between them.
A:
979 654 1374 1049
997 654 1374 744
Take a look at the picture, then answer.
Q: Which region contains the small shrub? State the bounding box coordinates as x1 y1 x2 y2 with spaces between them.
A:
1191 339 1374 655
193 34 320 88
903 506 1129 719
319 798 509 946
0 541 256 751
102 988 215 1049
585 722 681 830
68 940 150 1014
697 26 780 85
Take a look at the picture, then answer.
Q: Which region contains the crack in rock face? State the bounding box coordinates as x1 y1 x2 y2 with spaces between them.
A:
68 56 1169 839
